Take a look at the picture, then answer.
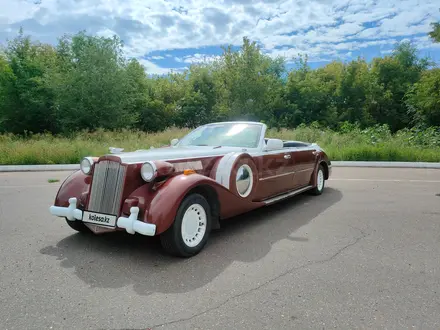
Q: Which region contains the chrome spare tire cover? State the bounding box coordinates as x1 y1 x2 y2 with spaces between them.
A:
236 164 253 197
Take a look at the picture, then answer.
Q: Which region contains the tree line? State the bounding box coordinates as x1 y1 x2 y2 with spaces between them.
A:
0 25 439 136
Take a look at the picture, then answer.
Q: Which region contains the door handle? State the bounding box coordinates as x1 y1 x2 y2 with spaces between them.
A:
284 154 291 159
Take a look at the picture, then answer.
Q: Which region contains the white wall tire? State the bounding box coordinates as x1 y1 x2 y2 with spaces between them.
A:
160 193 212 257
310 164 325 195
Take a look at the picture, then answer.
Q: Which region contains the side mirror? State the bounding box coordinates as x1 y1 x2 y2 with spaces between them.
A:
264 138 283 151
170 138 179 146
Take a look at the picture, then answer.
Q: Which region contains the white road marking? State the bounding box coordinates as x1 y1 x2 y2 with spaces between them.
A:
329 178 440 183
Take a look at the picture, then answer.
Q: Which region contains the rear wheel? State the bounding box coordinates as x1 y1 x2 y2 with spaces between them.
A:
310 164 325 195
160 193 212 257
65 218 91 233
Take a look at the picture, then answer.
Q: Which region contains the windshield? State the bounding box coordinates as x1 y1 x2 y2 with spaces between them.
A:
177 123 263 148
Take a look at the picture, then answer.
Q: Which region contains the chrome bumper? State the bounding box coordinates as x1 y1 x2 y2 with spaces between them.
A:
49 197 83 221
117 207 156 236
49 198 156 236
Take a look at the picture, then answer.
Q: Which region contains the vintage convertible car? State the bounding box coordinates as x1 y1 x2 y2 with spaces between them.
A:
49 121 331 257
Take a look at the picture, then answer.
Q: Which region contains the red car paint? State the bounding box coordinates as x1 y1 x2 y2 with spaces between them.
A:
51 122 331 239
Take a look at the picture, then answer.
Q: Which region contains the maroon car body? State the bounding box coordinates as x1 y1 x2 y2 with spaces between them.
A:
49 121 331 257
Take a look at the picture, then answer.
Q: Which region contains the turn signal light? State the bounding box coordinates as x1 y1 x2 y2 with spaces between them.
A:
183 169 196 175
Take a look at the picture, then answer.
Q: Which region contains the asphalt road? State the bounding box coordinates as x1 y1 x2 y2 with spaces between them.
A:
1 167 440 330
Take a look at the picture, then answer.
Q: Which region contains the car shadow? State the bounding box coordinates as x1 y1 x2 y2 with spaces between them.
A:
40 187 342 295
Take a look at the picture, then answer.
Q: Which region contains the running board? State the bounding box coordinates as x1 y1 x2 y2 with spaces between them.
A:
262 185 313 205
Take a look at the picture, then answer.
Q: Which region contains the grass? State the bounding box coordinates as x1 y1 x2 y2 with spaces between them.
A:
0 125 439 165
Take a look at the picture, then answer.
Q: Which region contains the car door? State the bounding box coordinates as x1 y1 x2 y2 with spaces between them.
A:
291 146 318 187
252 149 296 201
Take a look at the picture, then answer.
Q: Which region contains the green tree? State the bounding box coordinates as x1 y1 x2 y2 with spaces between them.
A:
48 31 139 132
1 29 58 134
124 58 150 126
336 58 374 127
429 23 440 42
175 64 217 128
213 37 287 122
406 68 440 127
285 59 341 128
428 10 440 42
0 29 437 136
0 54 16 131
367 42 429 131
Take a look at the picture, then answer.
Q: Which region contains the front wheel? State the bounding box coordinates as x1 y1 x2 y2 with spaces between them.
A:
160 193 212 257
65 218 91 233
310 164 325 195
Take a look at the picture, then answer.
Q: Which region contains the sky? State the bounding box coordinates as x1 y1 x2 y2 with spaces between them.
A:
0 0 439 74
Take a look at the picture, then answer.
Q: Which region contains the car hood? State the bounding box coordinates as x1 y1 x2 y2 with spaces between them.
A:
105 146 249 164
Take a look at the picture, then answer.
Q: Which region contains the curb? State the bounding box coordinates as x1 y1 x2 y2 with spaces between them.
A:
1 161 440 172
0 164 80 172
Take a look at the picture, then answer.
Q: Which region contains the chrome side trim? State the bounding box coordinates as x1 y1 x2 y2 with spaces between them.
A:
259 170 296 181
259 167 315 181
263 185 313 205
295 167 316 173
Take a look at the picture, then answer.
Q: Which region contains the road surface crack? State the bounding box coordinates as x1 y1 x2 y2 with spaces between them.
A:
151 230 369 329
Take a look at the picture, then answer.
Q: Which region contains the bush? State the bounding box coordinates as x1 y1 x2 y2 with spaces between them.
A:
1 126 439 165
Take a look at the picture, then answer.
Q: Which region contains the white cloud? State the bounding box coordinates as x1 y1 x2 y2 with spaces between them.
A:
0 0 38 25
0 0 439 69
176 53 221 64
137 58 178 75
265 38 401 63
408 35 440 50
96 28 117 39
381 49 393 54
148 55 165 60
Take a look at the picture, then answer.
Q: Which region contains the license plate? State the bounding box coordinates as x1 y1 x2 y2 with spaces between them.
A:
82 211 117 227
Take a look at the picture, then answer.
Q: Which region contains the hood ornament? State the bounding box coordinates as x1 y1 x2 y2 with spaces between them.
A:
109 147 124 154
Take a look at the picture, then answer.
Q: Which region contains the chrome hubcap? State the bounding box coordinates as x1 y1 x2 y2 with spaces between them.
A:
181 203 207 247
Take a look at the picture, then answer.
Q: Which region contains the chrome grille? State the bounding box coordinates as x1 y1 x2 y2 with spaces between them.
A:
87 160 126 215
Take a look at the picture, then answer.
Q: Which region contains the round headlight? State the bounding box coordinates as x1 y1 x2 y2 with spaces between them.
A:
236 164 253 197
141 161 157 182
80 157 94 175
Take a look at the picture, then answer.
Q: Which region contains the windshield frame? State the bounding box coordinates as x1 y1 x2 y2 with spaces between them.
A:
176 122 266 150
